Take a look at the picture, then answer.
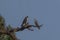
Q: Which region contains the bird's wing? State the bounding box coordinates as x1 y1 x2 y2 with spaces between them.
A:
21 16 28 26
34 19 40 27
34 19 42 29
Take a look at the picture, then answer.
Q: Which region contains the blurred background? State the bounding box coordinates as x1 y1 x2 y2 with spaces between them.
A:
0 0 60 40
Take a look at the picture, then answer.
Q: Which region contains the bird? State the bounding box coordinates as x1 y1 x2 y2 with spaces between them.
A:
21 16 28 27
34 19 43 30
20 16 30 31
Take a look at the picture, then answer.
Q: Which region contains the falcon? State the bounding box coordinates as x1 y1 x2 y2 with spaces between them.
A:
21 16 28 27
34 19 43 30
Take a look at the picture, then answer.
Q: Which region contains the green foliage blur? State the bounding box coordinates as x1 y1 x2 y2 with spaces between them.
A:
0 25 13 40
0 15 14 40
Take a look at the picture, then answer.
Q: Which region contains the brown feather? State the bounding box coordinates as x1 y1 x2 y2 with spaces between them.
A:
21 16 28 26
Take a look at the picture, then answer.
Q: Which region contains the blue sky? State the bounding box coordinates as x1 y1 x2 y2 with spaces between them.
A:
0 0 60 40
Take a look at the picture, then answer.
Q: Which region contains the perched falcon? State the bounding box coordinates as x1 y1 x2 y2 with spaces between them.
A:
20 16 34 31
21 16 28 27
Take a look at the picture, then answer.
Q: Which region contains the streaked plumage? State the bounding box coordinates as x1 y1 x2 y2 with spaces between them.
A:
21 16 28 26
